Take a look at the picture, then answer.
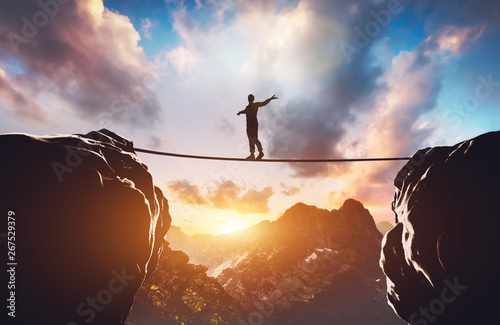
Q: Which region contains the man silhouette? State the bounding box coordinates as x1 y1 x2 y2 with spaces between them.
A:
237 94 278 160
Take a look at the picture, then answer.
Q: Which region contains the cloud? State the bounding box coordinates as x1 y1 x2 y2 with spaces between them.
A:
280 182 300 196
234 185 274 214
167 46 196 75
263 0 497 179
0 67 48 122
335 40 442 209
422 0 500 32
161 0 383 177
323 0 500 213
438 25 486 53
167 178 274 214
207 180 274 214
227 0 498 208
167 179 208 205
260 0 391 177
206 179 238 209
0 0 161 126
141 18 153 40
420 0 500 61
367 46 441 156
158 0 426 181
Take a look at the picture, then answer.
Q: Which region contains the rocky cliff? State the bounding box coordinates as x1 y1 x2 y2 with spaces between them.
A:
380 131 500 324
0 129 170 324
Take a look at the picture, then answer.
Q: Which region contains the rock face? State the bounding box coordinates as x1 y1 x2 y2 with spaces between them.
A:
380 131 500 324
169 199 406 324
0 129 170 325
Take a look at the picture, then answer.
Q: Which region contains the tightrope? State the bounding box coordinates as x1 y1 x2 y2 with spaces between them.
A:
133 147 411 163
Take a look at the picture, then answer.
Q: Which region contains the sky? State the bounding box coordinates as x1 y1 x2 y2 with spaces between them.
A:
1 0 499 235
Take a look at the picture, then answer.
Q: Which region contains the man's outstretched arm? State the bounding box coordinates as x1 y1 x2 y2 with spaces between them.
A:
256 94 278 107
237 108 247 115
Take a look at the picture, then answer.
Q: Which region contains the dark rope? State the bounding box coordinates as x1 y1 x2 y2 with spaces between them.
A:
133 147 411 163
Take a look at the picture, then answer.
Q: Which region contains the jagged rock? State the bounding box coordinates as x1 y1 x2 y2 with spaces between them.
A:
0 129 170 325
380 131 500 324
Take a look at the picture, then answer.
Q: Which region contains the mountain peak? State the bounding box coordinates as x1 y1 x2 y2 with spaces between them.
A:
277 202 329 225
288 201 316 211
339 198 365 211
331 198 382 245
336 198 375 224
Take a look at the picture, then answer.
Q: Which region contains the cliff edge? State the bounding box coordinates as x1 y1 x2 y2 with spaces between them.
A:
380 131 500 324
0 129 170 324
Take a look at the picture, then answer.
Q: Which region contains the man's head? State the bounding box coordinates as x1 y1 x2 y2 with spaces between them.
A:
248 94 254 103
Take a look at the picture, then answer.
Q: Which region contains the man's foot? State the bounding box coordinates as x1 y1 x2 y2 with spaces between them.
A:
246 153 255 160
256 151 264 160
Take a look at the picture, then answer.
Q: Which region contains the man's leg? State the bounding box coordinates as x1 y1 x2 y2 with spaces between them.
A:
246 127 256 160
255 138 263 153
254 126 264 160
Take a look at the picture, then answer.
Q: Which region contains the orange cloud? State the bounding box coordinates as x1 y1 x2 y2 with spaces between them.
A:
167 179 275 215
234 186 274 215
167 179 208 205
207 180 274 215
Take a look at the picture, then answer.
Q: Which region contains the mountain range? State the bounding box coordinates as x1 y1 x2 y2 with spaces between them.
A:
128 199 405 324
